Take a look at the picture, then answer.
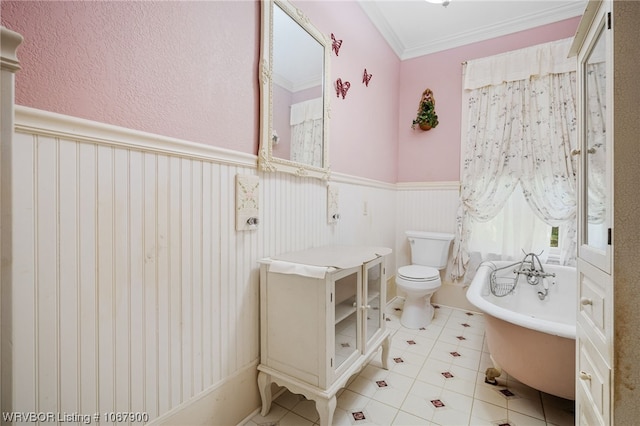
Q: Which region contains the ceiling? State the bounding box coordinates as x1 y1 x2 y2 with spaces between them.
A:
358 0 588 60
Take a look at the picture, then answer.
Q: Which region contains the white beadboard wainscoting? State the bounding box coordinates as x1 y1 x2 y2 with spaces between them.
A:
395 182 460 269
394 182 475 311
7 107 412 424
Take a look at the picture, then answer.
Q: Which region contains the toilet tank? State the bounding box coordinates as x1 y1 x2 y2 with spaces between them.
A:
406 230 454 270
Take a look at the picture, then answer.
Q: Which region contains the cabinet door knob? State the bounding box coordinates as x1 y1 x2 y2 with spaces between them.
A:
579 371 592 381
571 149 581 156
580 297 593 306
362 304 371 310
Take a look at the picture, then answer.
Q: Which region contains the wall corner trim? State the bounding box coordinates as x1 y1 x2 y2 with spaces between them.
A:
0 26 23 72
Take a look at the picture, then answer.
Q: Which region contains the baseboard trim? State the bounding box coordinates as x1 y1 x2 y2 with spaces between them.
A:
234 386 288 426
149 360 260 426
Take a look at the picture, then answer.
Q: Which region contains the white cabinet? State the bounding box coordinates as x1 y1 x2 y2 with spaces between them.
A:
572 2 613 423
571 1 640 424
257 246 392 426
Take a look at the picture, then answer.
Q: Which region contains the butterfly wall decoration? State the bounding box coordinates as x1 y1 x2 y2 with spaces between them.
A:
362 68 373 87
331 33 343 56
335 78 350 99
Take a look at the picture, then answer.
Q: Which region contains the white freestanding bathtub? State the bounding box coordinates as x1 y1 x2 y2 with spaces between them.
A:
466 260 576 400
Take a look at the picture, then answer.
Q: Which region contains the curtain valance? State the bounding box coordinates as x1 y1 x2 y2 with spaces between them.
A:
290 97 323 126
463 38 575 90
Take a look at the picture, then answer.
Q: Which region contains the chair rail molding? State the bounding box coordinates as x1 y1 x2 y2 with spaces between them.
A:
15 106 258 168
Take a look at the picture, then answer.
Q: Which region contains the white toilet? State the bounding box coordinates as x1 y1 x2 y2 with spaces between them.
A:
396 230 454 329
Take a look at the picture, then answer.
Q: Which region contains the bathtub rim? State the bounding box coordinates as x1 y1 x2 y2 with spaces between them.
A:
466 262 576 340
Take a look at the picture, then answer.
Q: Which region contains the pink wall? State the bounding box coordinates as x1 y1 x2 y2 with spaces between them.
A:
1 1 579 183
1 0 401 183
272 84 292 160
1 1 260 155
296 1 401 183
397 17 581 182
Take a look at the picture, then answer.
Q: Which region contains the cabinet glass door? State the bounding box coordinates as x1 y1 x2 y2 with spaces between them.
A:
334 270 359 370
363 257 384 348
578 7 611 273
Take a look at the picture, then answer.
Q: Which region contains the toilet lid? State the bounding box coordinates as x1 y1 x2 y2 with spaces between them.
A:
398 265 439 281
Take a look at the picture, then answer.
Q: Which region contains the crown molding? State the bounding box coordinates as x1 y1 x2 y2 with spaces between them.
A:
357 2 405 59
359 1 586 61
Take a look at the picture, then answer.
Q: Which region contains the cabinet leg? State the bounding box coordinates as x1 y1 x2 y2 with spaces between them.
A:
381 334 391 370
257 372 272 417
315 395 336 426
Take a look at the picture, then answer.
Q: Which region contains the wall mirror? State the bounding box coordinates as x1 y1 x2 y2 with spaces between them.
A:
259 0 331 180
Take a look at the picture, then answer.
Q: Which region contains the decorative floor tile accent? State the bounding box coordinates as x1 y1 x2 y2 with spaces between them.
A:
352 411 366 421
498 388 518 399
465 312 474 316
246 305 575 426
419 327 426 330
430 399 446 408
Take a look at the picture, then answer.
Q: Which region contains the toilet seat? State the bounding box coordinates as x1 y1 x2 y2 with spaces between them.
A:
398 265 439 281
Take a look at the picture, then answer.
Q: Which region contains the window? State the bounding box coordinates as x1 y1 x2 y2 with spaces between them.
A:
467 183 556 264
452 38 578 280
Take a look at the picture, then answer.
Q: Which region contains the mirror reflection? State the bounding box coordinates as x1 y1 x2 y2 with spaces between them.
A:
272 4 324 168
259 0 330 180
584 24 607 251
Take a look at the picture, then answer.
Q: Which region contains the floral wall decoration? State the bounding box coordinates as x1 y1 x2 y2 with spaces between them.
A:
411 88 439 131
362 68 372 87
335 78 350 99
331 33 343 56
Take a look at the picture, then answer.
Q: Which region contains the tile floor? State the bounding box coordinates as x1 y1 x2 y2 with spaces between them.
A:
246 300 575 426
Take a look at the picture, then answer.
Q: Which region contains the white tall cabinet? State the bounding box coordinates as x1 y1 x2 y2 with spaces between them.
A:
257 246 392 426
571 1 640 424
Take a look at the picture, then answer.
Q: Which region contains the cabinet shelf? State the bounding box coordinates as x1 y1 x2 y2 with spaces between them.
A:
334 291 381 325
335 298 357 324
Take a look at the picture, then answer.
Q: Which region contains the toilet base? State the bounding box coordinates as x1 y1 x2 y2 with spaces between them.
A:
400 295 435 329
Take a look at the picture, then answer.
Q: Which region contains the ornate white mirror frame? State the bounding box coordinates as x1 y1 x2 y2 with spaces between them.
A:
259 0 331 180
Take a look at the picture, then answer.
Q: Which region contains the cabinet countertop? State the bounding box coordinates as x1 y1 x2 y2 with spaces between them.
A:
259 245 392 270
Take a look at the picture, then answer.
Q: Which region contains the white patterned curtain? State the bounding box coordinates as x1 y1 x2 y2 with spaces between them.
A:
290 97 323 167
452 38 578 280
